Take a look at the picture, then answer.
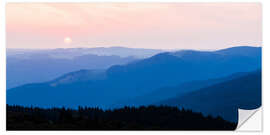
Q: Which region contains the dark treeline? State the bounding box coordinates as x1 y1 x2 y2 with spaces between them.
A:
7 104 237 130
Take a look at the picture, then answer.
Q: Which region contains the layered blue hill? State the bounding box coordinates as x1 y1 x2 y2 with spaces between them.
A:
158 70 261 122
7 53 136 89
112 71 251 108
7 46 163 89
7 46 261 110
105 46 261 95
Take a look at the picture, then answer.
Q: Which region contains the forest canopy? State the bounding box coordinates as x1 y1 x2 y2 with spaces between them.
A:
7 104 237 130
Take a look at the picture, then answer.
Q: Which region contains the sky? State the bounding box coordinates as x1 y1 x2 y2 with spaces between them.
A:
6 3 262 50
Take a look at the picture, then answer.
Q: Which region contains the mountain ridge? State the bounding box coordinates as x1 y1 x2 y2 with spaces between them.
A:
7 46 262 111
158 70 261 122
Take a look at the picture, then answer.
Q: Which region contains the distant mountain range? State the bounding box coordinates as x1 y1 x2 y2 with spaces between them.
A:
7 46 164 59
7 47 165 89
7 54 137 89
7 46 262 122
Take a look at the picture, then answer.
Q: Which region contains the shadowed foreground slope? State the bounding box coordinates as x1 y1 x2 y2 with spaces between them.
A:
159 70 261 122
7 105 236 130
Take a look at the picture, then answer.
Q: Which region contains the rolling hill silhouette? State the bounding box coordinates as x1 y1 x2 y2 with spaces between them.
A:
112 71 251 108
7 46 261 112
159 70 261 122
7 53 136 89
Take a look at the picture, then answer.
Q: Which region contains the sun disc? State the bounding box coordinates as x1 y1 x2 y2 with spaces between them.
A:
64 37 72 44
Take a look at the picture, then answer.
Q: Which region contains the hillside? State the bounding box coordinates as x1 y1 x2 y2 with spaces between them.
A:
7 46 261 109
159 70 261 122
7 53 136 89
112 71 250 108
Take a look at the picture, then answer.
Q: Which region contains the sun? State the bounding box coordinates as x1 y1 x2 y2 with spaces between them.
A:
64 37 72 44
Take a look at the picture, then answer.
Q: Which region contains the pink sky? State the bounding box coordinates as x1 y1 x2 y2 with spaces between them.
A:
6 3 262 50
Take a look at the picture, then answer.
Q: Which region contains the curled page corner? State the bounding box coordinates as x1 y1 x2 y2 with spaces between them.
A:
236 107 262 131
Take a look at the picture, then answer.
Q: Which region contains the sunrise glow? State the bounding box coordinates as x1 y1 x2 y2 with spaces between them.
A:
6 3 262 50
64 37 72 44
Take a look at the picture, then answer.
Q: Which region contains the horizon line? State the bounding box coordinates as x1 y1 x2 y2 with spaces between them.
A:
6 45 261 52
